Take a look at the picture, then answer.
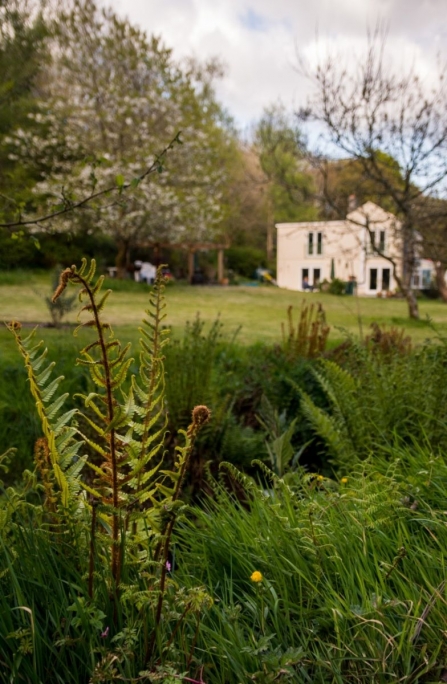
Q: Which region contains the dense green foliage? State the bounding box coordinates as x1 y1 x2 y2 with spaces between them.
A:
2 264 447 681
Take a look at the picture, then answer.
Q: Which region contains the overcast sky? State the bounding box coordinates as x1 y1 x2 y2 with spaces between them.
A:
109 0 447 132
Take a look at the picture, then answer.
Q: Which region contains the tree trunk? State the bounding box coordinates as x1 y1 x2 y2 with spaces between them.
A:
116 239 130 279
217 248 224 283
435 263 447 302
266 202 273 263
405 288 419 319
187 249 195 284
389 258 420 320
400 228 419 319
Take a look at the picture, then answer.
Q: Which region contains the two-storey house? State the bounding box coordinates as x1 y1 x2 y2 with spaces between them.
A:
276 201 434 295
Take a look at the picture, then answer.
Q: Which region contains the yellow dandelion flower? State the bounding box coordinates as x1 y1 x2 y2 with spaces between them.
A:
250 570 263 583
317 475 324 481
341 477 348 484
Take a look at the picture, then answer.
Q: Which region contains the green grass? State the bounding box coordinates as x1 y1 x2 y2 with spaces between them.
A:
0 271 447 345
178 447 447 682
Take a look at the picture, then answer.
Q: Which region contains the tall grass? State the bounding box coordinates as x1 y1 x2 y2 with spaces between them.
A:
177 447 447 682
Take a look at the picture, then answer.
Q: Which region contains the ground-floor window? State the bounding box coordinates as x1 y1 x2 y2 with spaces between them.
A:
412 269 433 289
313 268 321 286
369 268 378 290
382 268 390 291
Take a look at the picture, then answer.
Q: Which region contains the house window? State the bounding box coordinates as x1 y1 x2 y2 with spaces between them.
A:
302 268 309 289
382 268 390 291
422 269 431 288
317 232 322 255
368 230 386 254
313 268 321 286
369 268 378 290
307 231 322 256
308 233 314 255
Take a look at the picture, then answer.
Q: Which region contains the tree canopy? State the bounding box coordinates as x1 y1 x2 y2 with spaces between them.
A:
4 0 239 271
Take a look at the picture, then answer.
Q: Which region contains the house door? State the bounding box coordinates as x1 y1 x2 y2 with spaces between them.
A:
302 268 309 289
313 268 321 287
369 268 378 291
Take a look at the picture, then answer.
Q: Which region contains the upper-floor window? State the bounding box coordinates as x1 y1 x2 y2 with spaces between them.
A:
308 231 322 255
369 229 386 254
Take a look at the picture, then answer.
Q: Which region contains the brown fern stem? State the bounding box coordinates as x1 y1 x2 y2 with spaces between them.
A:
72 271 121 585
88 499 97 599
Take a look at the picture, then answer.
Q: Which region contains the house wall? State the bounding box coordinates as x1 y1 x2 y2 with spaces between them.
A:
276 202 404 295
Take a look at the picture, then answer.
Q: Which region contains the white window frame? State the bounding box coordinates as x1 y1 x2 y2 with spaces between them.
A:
307 231 323 256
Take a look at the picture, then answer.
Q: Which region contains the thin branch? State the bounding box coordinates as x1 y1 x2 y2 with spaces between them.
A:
0 133 182 229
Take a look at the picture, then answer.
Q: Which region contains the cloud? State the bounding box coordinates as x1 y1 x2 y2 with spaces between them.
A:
108 0 447 130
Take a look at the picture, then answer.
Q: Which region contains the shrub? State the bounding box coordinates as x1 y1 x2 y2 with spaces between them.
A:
225 246 266 278
44 266 77 327
327 277 345 295
299 339 447 470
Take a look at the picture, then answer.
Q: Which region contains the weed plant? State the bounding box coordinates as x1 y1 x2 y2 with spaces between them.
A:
44 266 77 327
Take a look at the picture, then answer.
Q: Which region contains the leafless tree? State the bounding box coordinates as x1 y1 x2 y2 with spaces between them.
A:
300 30 447 319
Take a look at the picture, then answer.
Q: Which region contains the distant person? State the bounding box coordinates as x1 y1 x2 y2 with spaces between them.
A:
303 276 313 291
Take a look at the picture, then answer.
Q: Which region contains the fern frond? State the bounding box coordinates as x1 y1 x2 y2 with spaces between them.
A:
6 323 83 506
129 266 170 509
219 461 257 493
300 390 357 465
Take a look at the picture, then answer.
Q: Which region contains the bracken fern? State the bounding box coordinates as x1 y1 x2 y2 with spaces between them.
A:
8 259 209 592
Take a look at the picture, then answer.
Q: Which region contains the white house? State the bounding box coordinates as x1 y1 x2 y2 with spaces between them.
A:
276 201 435 295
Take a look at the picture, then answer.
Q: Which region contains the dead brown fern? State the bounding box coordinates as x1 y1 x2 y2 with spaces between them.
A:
281 302 330 359
365 322 412 356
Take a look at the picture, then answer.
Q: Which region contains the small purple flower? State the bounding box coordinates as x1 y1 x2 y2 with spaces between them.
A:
101 626 109 638
166 560 172 572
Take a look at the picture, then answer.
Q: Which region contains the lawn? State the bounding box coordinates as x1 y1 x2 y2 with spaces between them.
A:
0 270 446 349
